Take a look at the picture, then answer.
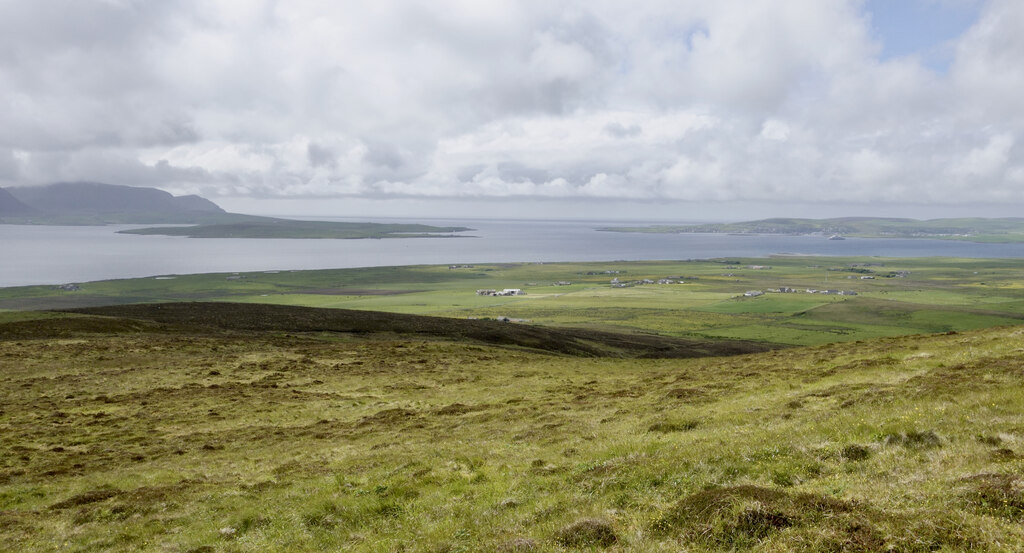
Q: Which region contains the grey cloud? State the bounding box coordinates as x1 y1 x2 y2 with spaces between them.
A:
307 143 336 168
604 122 642 138
0 148 20 182
363 142 404 170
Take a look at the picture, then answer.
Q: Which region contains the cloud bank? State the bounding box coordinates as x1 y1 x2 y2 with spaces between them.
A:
1 0 1021 207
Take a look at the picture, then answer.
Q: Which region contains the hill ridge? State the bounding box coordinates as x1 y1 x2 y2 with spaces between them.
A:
58 301 778 359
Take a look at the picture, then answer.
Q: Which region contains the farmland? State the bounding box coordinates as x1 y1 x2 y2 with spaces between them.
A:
5 256 1024 346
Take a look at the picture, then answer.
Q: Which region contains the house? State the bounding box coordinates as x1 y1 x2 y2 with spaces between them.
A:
779 286 796 293
840 290 858 296
743 290 764 297
860 276 875 280
56 283 80 291
476 288 525 296
554 281 571 286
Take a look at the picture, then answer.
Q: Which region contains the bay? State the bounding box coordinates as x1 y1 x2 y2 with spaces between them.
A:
3 218 1024 287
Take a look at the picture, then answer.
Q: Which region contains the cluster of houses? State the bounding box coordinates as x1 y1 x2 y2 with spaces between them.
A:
611 277 683 288
448 265 474 270
743 288 858 297
476 288 526 296
56 283 80 291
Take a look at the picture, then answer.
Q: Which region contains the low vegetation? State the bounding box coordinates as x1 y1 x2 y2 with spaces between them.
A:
1 304 1023 551
5 256 1024 346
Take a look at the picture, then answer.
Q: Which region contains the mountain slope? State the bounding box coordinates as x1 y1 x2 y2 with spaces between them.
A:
0 188 35 215
6 182 224 217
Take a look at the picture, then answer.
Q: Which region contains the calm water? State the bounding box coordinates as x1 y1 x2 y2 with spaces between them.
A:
4 218 1024 287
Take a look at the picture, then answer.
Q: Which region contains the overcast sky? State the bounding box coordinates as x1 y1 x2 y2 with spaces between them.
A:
1 0 1021 220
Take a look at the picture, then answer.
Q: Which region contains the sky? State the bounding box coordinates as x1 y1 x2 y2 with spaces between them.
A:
1 0 1022 221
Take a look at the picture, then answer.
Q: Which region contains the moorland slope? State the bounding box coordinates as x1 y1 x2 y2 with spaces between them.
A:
1 304 1022 552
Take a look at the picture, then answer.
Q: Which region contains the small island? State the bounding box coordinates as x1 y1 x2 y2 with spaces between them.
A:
599 217 1024 243
119 220 473 239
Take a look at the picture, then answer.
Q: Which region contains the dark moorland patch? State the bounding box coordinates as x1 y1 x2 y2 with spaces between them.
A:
59 302 779 358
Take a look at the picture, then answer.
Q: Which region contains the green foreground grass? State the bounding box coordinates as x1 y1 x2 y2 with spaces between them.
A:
1 310 1023 552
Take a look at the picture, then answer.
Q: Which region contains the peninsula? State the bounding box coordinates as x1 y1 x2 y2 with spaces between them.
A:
599 216 1024 243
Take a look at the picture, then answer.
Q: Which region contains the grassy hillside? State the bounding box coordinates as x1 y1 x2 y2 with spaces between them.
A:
64 302 775 359
6 257 1024 346
1 306 1022 552
600 217 1024 243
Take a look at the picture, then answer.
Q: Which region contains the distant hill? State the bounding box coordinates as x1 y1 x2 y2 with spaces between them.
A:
0 181 472 238
2 182 233 224
600 216 1024 243
0 188 34 216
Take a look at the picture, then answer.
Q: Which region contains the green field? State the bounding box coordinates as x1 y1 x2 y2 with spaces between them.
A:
1 302 1023 552
7 256 1024 346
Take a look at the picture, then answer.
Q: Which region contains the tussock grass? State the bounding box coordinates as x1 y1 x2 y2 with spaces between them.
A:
1 310 1023 551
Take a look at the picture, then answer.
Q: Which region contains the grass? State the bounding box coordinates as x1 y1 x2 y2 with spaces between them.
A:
1 306 1023 551
8 256 1024 346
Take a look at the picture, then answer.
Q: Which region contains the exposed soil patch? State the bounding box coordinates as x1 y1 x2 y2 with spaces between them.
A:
357 408 418 427
49 489 120 509
434 403 488 416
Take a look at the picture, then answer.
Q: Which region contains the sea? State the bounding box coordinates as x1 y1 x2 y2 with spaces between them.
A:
4 217 1024 287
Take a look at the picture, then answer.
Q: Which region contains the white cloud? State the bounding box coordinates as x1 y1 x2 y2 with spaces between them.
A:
1 0 1023 207
951 133 1014 178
